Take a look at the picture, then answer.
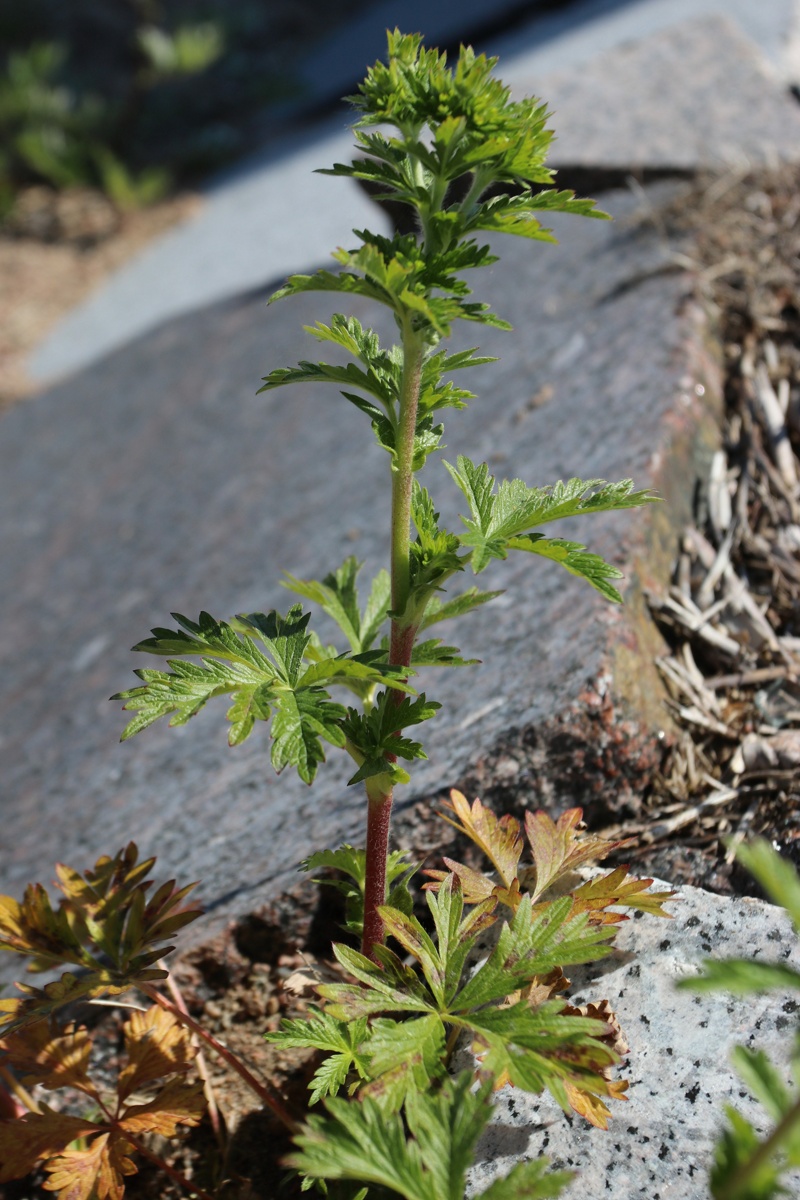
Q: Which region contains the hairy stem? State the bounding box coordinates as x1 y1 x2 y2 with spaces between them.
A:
362 775 395 959
361 318 425 961
142 985 299 1134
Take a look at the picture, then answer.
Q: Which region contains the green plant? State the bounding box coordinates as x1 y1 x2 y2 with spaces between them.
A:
0 31 674 1200
678 840 800 1199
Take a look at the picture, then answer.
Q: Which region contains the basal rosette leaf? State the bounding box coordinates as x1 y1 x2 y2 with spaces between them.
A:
438 790 524 889
266 1008 370 1104
42 1131 136 1200
523 807 633 902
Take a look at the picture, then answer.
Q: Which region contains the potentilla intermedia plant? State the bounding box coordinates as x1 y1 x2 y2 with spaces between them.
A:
0 33 678 1200
114 30 658 960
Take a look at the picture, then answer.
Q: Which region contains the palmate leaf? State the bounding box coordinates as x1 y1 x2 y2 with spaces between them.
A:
467 1000 620 1111
360 1014 446 1110
0 1107 105 1185
115 603 409 782
444 455 657 582
267 1008 370 1104
0 1019 96 1096
453 894 615 1012
290 1072 573 1200
117 1005 195 1101
41 1130 136 1200
524 807 633 902
320 943 435 1020
438 790 524 889
0 846 202 1035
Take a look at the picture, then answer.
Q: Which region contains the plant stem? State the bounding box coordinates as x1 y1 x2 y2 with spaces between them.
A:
142 985 300 1134
162 963 225 1151
360 318 425 962
723 1093 800 1198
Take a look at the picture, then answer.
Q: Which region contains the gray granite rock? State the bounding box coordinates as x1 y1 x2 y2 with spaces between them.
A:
507 15 800 172
0 181 717 978
468 882 800 1198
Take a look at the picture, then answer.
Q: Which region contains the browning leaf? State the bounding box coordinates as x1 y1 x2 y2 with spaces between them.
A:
118 1078 207 1137
42 1130 136 1200
0 1106 102 1182
523 809 633 901
0 1019 97 1096
563 1077 629 1130
117 1005 195 1101
569 868 675 924
439 790 524 887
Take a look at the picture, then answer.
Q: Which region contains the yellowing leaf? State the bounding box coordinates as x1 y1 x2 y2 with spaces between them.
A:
439 790 524 887
119 1078 206 1136
117 1005 195 1100
563 1077 628 1130
0 1019 97 1096
42 1131 136 1200
0 972 130 1037
0 1106 102 1181
524 808 633 901
570 868 675 923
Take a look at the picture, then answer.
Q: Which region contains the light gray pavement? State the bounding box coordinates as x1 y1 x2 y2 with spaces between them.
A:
29 0 800 385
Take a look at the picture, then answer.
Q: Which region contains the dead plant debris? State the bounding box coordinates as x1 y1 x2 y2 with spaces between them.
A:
616 163 800 889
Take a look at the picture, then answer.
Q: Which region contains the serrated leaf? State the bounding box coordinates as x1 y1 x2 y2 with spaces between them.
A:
476 1159 574 1200
267 1009 369 1104
569 867 674 924
0 1106 103 1183
438 790 524 889
454 894 614 1011
117 1005 195 1101
320 943 435 1020
0 1019 97 1097
41 1131 135 1200
118 1077 206 1136
288 1072 494 1200
360 1014 446 1110
270 685 347 784
524 808 630 902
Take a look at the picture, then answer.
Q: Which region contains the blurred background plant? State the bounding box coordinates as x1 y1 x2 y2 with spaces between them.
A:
0 0 369 231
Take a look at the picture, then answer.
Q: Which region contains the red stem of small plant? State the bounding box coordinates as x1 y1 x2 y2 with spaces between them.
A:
142 985 300 1134
162 965 225 1150
362 782 394 959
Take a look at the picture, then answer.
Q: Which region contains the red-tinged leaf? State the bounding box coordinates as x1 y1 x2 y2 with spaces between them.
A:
0 1106 102 1181
424 859 496 904
524 809 634 901
570 869 675 921
117 1006 195 1101
439 790 524 887
119 1078 206 1136
0 1020 97 1096
42 1131 136 1200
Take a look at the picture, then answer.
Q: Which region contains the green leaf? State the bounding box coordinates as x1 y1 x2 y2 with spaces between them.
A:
476 1160 574 1200
266 1009 369 1104
300 845 417 937
283 558 390 654
677 960 800 996
736 840 800 934
320 943 435 1020
419 587 502 630
360 1014 446 1110
454 894 614 1011
342 693 440 786
444 456 657 578
288 1073 501 1200
709 1106 784 1200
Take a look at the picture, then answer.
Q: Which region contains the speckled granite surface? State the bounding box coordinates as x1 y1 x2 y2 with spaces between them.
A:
468 882 800 1199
